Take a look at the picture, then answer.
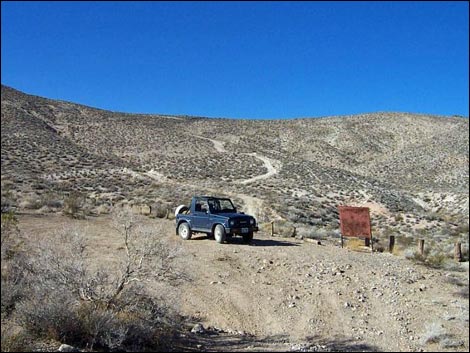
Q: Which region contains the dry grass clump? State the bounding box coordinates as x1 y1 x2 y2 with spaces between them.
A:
344 237 371 252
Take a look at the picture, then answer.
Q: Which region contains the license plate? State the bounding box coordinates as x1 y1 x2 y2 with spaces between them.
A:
241 228 249 233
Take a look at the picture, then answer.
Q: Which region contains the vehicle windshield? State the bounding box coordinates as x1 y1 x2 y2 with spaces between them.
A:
208 198 236 213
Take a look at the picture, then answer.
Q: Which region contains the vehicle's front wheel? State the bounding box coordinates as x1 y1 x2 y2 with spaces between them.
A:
243 231 253 244
214 224 226 244
178 222 192 240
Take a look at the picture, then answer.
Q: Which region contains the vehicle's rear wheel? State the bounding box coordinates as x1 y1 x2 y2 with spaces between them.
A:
178 222 192 240
214 224 226 244
243 231 253 244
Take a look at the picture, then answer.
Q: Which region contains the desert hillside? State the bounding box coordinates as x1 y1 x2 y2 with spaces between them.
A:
1 85 469 352
1 84 468 245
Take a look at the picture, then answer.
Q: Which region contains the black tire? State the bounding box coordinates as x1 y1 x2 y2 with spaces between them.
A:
243 231 253 244
178 222 192 240
214 224 226 244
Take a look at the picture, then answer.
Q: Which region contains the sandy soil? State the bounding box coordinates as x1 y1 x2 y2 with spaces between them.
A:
16 213 469 352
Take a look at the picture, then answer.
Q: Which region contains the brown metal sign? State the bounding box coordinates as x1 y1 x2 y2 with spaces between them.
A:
338 206 371 238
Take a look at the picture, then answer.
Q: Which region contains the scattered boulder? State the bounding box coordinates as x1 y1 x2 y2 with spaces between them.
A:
140 204 151 215
191 323 206 334
58 344 80 352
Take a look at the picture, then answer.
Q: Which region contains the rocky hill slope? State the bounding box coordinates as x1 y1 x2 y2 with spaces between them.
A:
1 85 468 251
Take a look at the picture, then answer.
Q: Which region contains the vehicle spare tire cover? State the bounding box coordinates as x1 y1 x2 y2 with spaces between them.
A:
175 205 190 217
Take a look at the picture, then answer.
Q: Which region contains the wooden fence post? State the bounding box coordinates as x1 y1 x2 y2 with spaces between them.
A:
418 239 425 256
454 242 462 262
271 221 274 237
389 235 395 254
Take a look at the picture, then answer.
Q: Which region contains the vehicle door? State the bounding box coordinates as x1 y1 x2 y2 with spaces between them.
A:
192 198 210 231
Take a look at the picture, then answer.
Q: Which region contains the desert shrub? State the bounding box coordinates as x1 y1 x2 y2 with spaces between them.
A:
1 183 16 213
3 209 184 351
454 285 469 299
40 192 63 209
1 254 29 319
93 203 112 215
373 242 386 253
270 220 296 237
425 250 449 269
405 245 451 269
397 235 414 248
0 326 32 352
15 290 80 343
18 195 43 210
63 192 86 219
404 246 428 264
450 223 469 237
298 226 339 240
425 211 444 222
15 288 179 351
394 213 404 222
152 202 169 219
1 211 29 319
1 211 20 259
297 227 323 240
419 322 448 345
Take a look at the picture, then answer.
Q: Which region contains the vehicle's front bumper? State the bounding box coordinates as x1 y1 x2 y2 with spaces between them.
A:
227 226 259 235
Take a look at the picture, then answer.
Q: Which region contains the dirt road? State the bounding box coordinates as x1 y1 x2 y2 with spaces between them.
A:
175 230 469 352
18 214 469 352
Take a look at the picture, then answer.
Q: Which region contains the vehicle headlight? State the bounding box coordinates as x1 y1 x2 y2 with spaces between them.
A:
250 219 255 225
229 220 235 226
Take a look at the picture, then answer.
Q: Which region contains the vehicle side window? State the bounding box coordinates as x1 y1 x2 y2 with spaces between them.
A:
208 199 221 212
195 200 208 213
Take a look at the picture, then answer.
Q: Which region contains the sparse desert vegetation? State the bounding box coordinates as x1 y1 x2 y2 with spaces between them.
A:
1 85 468 351
1 209 184 352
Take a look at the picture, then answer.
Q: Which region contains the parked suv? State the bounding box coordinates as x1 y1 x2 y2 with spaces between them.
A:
175 196 258 244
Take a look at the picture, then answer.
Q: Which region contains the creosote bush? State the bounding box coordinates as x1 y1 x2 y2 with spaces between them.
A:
1 208 184 351
63 192 86 219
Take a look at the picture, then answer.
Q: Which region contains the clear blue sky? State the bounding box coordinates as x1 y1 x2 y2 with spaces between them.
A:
1 1 468 119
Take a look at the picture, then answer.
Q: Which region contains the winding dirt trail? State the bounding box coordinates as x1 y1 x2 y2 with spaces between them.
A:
239 153 279 184
193 135 281 184
190 135 282 220
194 135 227 153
